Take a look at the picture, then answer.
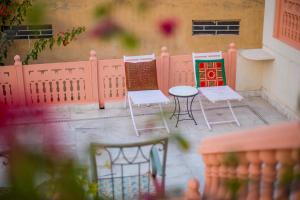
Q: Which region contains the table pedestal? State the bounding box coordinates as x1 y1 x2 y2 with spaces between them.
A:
170 96 197 127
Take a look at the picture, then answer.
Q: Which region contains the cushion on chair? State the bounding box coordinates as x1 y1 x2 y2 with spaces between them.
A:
194 59 227 88
125 60 158 91
98 175 154 199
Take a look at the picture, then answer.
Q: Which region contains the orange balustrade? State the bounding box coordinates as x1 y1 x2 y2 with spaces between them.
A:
0 43 237 108
97 59 125 106
199 122 300 199
22 61 94 105
0 65 19 106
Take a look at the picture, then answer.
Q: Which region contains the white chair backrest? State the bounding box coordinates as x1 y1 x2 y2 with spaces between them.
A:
123 54 155 63
192 51 223 88
192 51 222 61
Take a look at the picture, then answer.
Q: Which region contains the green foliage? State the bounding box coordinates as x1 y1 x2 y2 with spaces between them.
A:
170 132 190 152
1 0 32 25
223 152 239 166
0 31 12 65
0 0 85 66
135 0 152 12
23 27 86 64
0 0 33 65
25 1 46 24
92 0 156 50
120 32 140 50
0 144 99 200
94 2 113 19
280 165 295 186
224 178 243 200
279 149 300 186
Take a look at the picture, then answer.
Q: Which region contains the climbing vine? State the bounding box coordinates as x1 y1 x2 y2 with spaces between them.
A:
23 27 85 64
0 0 85 65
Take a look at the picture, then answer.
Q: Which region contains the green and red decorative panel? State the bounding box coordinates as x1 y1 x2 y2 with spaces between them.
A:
194 59 227 88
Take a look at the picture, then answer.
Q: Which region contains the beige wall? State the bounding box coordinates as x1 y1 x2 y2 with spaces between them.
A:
261 0 300 119
236 55 265 91
5 0 264 65
236 0 300 119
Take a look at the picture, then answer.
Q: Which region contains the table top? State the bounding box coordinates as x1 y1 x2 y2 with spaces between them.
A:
169 86 198 97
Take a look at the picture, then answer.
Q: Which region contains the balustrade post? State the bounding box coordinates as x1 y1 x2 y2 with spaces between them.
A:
159 46 170 95
291 149 300 200
259 150 277 200
237 153 249 200
203 154 213 199
185 178 201 200
246 151 261 200
216 154 228 199
274 150 293 199
226 43 237 90
89 50 103 109
209 154 220 199
14 55 26 106
225 156 238 200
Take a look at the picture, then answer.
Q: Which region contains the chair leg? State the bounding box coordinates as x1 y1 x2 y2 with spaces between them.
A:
227 100 240 127
159 104 170 133
128 96 139 136
124 93 127 108
198 95 212 130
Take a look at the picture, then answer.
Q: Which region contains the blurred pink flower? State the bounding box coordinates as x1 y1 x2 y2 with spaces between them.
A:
0 102 61 156
90 18 122 39
142 177 164 200
158 18 178 37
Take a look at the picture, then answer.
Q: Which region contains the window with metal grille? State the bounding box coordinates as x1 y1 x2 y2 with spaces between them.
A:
273 0 300 50
192 20 240 35
1 24 53 40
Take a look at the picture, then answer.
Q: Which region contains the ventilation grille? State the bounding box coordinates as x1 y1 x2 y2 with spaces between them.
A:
1 25 53 40
192 20 240 35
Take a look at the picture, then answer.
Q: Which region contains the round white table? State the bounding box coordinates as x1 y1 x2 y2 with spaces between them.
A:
168 86 198 127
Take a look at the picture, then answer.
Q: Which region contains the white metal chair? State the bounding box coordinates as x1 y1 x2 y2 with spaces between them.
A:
192 52 243 130
123 54 170 136
90 138 168 200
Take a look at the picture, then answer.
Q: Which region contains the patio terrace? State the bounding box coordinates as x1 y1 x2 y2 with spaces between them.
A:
0 95 288 197
1 1 300 198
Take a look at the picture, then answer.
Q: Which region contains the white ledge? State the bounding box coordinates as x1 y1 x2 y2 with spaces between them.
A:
239 48 275 61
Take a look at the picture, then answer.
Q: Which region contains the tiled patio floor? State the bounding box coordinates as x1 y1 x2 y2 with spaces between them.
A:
0 96 289 197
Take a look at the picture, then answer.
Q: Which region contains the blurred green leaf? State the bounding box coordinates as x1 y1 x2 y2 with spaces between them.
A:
94 3 113 19
26 1 46 24
120 32 140 50
23 26 85 64
136 0 153 12
224 152 239 166
170 132 190 152
225 178 242 200
280 166 294 186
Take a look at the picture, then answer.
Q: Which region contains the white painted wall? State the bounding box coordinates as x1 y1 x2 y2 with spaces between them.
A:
236 0 300 119
262 0 300 119
236 53 265 91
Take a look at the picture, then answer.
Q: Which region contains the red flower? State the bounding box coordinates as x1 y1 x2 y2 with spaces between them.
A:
0 4 10 17
63 40 69 46
158 18 178 37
